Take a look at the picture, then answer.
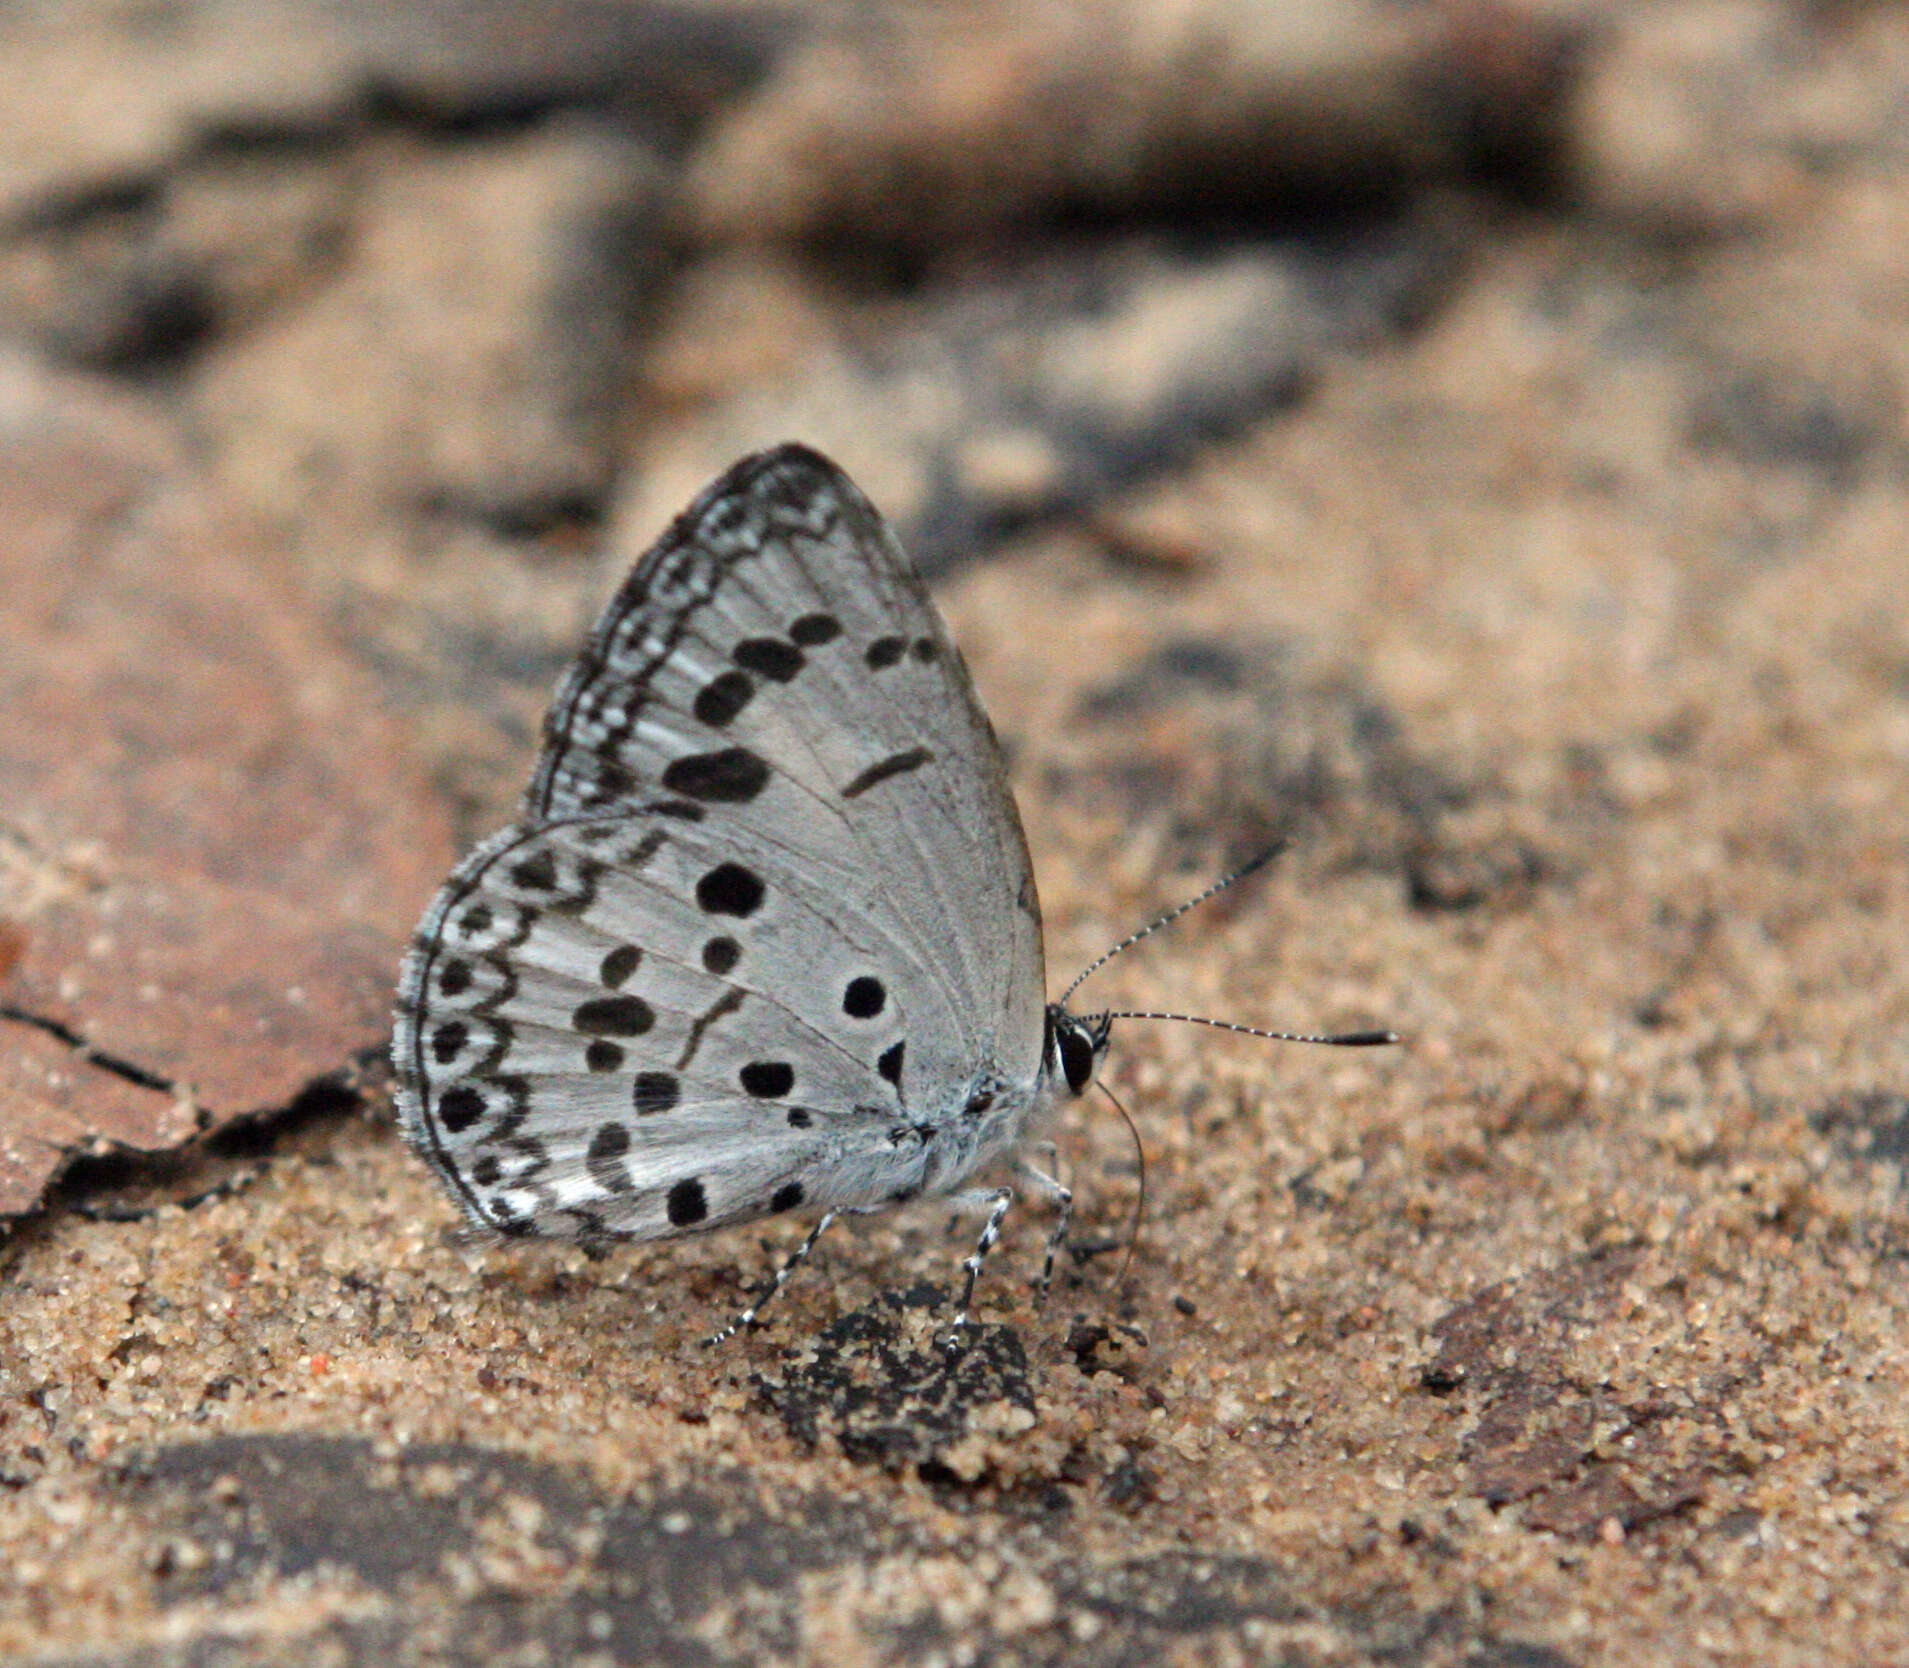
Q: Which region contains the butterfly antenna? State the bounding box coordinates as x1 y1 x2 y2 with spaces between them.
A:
1100 1013 1397 1047
1059 843 1285 1008
1094 1081 1146 1291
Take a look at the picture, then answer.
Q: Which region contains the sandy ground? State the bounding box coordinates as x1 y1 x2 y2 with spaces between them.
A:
2 3 1908 1663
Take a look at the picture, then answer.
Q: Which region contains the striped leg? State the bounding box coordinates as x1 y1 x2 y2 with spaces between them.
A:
1016 1151 1074 1305
950 1187 1015 1328
704 1210 840 1345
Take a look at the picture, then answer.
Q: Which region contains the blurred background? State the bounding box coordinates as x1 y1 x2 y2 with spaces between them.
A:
12 0 1887 808
2 0 1900 826
4 4 1909 1663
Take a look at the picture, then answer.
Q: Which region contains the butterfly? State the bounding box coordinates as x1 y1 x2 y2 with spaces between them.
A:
392 444 1391 1341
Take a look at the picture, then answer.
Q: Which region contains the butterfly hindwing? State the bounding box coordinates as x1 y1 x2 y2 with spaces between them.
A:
394 446 1048 1242
401 814 942 1239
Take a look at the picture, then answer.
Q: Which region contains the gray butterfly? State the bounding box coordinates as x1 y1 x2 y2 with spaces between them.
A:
393 444 1388 1338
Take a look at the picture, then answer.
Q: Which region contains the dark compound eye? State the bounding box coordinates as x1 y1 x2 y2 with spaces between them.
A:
1057 1020 1096 1093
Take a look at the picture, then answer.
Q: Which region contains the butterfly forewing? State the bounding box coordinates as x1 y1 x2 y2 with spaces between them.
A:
394 446 1048 1243
529 447 1040 1062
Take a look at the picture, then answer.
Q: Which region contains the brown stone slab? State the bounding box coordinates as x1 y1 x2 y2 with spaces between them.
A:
0 358 455 1216
0 1021 175 1216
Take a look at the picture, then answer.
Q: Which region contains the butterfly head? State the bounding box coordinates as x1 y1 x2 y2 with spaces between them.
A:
1045 1004 1113 1098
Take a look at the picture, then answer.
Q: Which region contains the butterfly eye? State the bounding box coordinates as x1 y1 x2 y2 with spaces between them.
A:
1056 1019 1098 1094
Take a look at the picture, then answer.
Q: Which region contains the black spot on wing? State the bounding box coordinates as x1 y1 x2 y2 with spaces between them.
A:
842 746 932 799
641 800 706 822
842 976 886 1019
573 995 655 1036
432 1076 527 1141
734 638 803 681
585 759 636 804
770 1181 805 1213
865 636 906 670
437 1084 485 1133
586 1039 623 1073
633 1071 678 1115
878 1040 905 1088
619 829 669 870
697 863 764 916
510 848 559 890
662 746 770 803
599 945 641 987
693 669 755 728
741 1060 795 1098
789 613 840 646
587 1124 632 1194
667 1177 708 1226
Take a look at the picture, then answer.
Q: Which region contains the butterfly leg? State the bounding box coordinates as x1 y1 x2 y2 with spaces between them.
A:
1015 1149 1074 1306
950 1186 1015 1329
704 1209 840 1346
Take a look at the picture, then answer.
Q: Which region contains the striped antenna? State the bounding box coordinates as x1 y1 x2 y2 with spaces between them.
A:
1058 843 1284 1007
1099 1013 1397 1047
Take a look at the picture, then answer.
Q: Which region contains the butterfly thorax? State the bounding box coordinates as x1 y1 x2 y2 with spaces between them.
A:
819 1009 1108 1211
818 1066 1042 1209
936 1005 1111 1183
